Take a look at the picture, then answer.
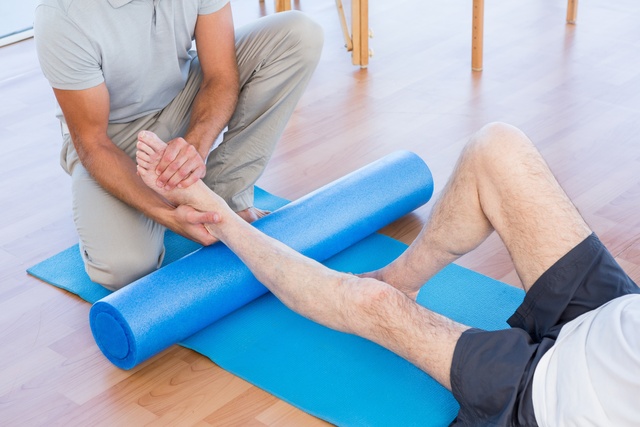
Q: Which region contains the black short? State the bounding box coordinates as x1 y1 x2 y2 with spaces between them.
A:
449 233 639 426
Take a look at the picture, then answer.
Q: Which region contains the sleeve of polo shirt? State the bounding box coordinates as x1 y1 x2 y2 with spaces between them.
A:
34 4 104 91
198 0 230 15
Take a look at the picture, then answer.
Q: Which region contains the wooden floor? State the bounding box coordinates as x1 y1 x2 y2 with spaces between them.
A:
3 0 640 424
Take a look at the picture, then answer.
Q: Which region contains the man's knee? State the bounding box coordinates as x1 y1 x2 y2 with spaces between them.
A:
83 246 163 291
464 122 536 171
345 277 407 335
275 11 324 66
470 122 530 153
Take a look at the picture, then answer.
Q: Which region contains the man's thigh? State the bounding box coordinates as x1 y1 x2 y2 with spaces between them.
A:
470 123 592 290
71 164 166 290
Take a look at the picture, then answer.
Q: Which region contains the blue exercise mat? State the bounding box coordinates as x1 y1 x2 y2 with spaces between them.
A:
28 152 526 426
28 230 524 427
182 234 524 427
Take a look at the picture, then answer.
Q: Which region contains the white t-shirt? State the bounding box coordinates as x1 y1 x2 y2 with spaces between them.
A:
34 0 228 123
532 293 640 426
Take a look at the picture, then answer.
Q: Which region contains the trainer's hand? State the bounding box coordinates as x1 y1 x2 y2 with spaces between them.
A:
171 204 220 246
155 137 206 190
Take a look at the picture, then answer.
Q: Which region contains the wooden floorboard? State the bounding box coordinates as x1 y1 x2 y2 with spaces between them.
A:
2 0 640 424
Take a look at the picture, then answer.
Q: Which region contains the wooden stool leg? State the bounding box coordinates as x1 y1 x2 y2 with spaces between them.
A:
352 0 362 66
351 0 370 68
567 0 578 24
359 0 370 68
336 0 353 51
472 0 484 71
275 0 292 12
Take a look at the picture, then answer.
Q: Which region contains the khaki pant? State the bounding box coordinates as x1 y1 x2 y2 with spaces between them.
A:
61 11 323 289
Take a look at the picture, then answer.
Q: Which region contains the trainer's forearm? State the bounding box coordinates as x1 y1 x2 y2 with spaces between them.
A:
183 74 239 158
80 138 174 224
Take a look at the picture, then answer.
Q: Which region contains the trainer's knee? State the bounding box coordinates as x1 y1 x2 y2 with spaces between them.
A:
277 11 324 67
83 247 162 291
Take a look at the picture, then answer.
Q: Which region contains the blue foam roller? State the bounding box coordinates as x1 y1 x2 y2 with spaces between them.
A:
90 151 434 369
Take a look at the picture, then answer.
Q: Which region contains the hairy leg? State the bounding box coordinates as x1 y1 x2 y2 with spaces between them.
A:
136 130 469 390
210 215 469 390
366 122 591 296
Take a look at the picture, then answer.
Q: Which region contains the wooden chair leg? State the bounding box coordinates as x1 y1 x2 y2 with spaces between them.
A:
471 0 484 71
351 0 370 68
567 0 578 24
471 0 575 71
275 0 292 12
336 0 353 52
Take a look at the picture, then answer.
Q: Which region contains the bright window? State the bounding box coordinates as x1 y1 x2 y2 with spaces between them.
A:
0 0 38 47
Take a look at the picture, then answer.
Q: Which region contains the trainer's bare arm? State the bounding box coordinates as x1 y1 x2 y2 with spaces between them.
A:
153 3 240 191
53 84 218 245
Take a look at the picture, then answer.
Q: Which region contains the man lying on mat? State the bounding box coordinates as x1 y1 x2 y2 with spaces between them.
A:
135 123 640 426
34 0 323 290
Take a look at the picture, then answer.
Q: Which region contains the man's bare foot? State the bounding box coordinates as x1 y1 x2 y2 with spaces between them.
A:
137 131 269 228
237 207 271 223
137 131 230 215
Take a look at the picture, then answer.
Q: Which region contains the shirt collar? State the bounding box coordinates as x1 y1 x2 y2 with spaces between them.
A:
108 0 135 8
